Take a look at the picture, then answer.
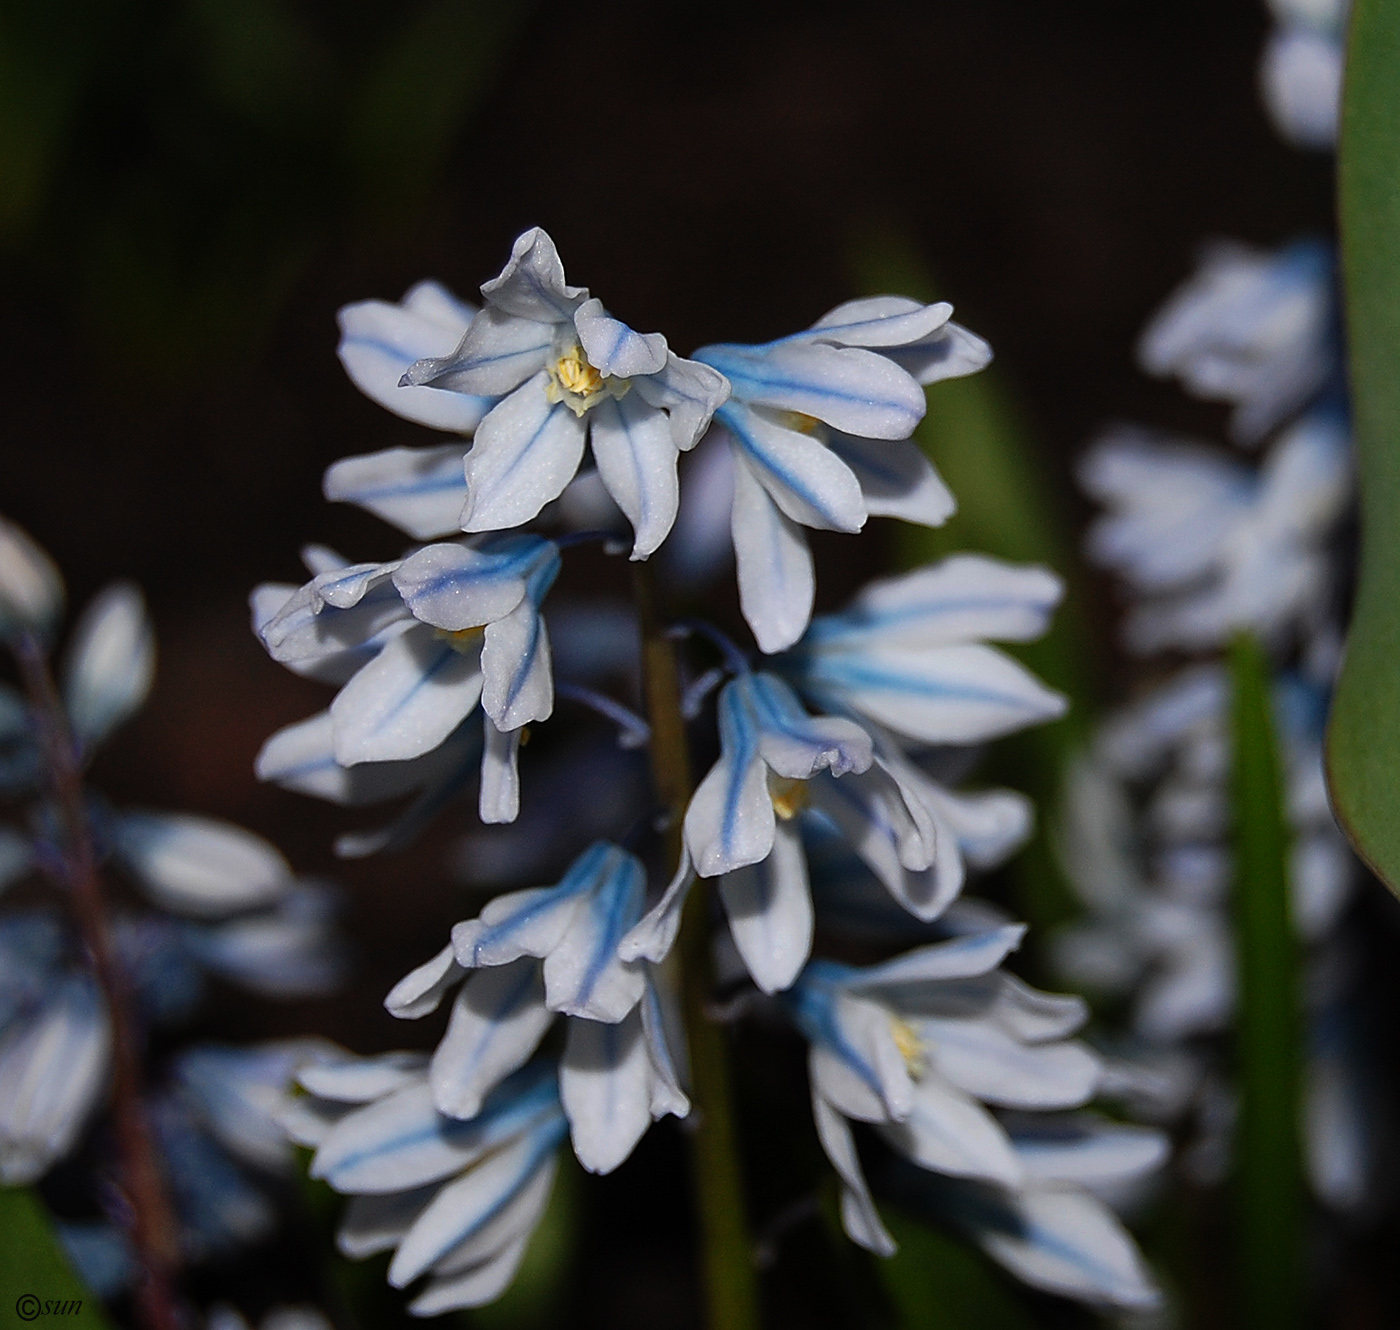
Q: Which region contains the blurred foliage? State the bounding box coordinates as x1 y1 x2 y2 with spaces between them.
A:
851 225 1099 940
0 1187 112 1328
1330 0 1400 896
1229 633 1302 1329
0 0 535 374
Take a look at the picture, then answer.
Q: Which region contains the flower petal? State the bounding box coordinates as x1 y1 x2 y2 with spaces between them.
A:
618 849 696 965
113 811 292 917
336 282 488 432
401 305 553 399
0 516 64 640
479 717 522 825
730 447 815 653
324 446 471 541
884 320 993 385
823 433 956 527
697 341 925 439
842 925 1027 991
804 296 953 348
462 376 589 532
479 228 588 323
920 1018 1100 1109
631 352 731 450
880 1071 1022 1185
589 392 681 559
574 298 667 377
61 582 155 751
744 672 873 778
720 402 866 533
329 624 484 766
560 1009 652 1174
720 815 812 994
385 944 466 1020
683 681 775 876
810 1090 897 1256
482 595 556 731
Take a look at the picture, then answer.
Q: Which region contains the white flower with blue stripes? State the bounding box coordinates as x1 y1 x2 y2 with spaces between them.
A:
256 534 560 824
287 1053 566 1316
397 228 729 559
385 841 688 1176
1136 239 1337 444
784 926 1104 1260
691 297 990 651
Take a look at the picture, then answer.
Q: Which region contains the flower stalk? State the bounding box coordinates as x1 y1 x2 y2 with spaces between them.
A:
632 563 761 1330
12 634 183 1330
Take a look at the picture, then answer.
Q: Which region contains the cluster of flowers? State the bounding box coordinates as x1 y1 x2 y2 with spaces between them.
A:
0 518 342 1300
1057 69 1377 1217
252 228 1166 1315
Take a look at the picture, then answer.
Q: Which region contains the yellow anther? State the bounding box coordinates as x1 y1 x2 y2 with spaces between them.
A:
768 775 810 821
773 410 824 436
555 348 603 398
433 625 486 654
889 1017 925 1076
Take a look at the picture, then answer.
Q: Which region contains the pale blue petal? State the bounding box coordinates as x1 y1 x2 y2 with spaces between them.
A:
920 1018 1100 1108
462 376 588 532
811 1091 897 1256
975 1186 1161 1309
478 228 588 323
800 555 1064 650
803 295 953 348
744 672 873 778
884 320 993 385
589 392 681 559
639 973 690 1119
429 962 553 1119
730 446 815 653
720 816 812 994
842 925 1027 991
298 1051 428 1104
618 849 695 966
0 978 110 1185
824 433 956 527
631 351 731 450
481 552 559 728
260 565 411 669
400 305 553 398
1009 1117 1169 1187
880 1071 1022 1185
573 298 667 377
388 1114 565 1287
683 681 774 876
479 718 522 825
113 811 292 917
0 516 64 640
719 402 865 533
336 281 487 432
329 624 483 766
429 1152 554 1278
190 887 344 997
312 1062 558 1193
62 582 155 751
560 1008 652 1174
393 537 543 632
338 1186 438 1258
696 341 925 439
408 1232 533 1315
385 944 465 1020
324 446 471 541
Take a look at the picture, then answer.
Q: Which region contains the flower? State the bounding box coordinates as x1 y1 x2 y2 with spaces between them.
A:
0 516 64 642
400 228 729 558
1135 239 1337 444
385 841 689 1174
256 534 561 824
692 297 990 651
783 926 1104 1257
1260 0 1349 150
1080 413 1351 652
290 1054 568 1315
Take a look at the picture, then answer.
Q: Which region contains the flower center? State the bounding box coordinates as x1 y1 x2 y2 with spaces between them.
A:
433 625 486 655
889 1016 925 1077
768 775 810 821
544 341 626 418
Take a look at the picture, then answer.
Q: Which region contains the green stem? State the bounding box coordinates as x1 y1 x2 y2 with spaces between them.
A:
1228 632 1303 1329
632 563 760 1330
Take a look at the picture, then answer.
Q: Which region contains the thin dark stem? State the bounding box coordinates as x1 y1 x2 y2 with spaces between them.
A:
669 618 752 677
13 634 184 1330
632 565 760 1330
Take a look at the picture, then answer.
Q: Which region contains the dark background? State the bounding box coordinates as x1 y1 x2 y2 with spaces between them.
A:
0 1 1337 1324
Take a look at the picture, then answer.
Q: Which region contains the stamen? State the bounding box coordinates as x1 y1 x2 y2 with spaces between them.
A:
768 775 810 821
889 1016 925 1076
433 625 486 654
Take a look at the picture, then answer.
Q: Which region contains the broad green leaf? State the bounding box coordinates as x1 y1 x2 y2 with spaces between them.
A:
1328 0 1400 892
1229 634 1302 1329
0 1187 114 1329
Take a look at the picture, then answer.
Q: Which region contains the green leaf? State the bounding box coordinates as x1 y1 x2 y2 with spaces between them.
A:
0 1187 114 1329
1328 0 1400 893
1228 633 1303 1329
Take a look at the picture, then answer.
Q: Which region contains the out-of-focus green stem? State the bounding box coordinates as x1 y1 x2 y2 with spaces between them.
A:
632 562 760 1330
1228 632 1302 1330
